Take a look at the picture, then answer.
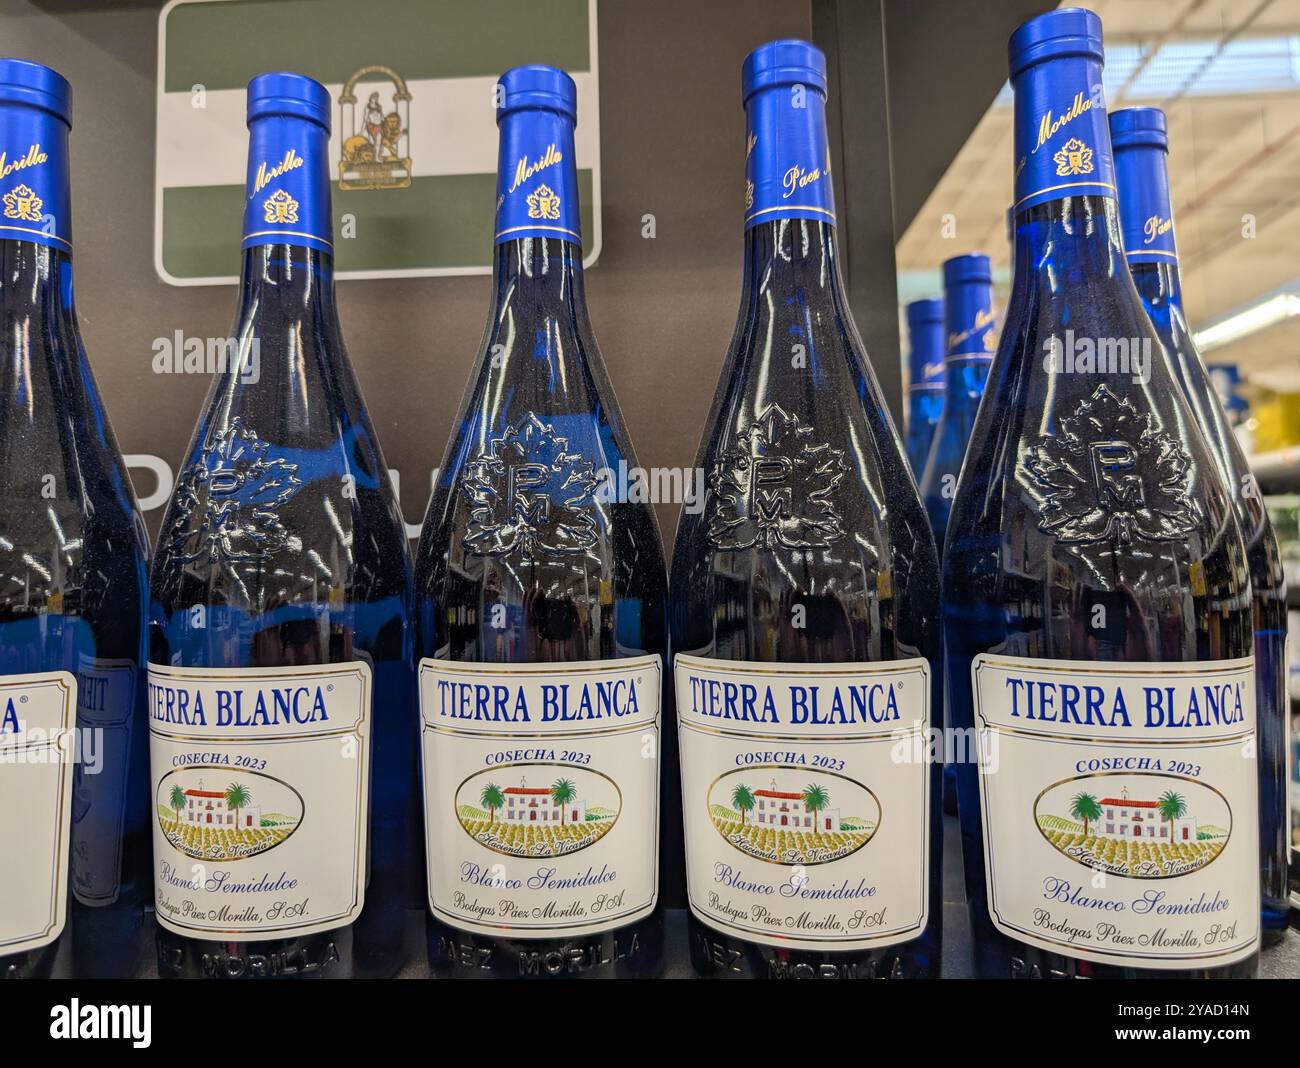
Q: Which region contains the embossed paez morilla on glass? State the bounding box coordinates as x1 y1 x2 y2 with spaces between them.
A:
0 59 151 980
904 297 945 478
1111 105 1290 944
148 73 415 979
944 9 1259 978
670 40 942 979
414 66 669 978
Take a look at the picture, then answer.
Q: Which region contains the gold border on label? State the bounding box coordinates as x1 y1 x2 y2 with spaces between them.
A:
743 204 836 225
420 654 662 739
704 762 882 868
147 660 371 940
450 759 624 860
971 652 1260 969
1030 768 1233 881
0 672 76 952
0 223 71 251
493 223 582 241
420 654 661 939
241 228 334 249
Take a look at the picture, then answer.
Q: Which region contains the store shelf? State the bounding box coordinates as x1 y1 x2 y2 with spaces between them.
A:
1253 446 1300 485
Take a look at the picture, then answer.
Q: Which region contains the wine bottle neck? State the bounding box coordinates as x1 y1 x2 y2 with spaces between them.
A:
0 236 73 350
0 237 69 306
237 243 338 321
0 240 76 414
906 303 945 389
222 245 342 431
489 235 586 310
740 218 845 309
1012 52 1114 213
494 104 582 247
0 101 71 254
743 74 835 230
242 111 332 256
943 276 997 361
1111 113 1182 308
1130 259 1185 315
1009 45 1132 303
1010 193 1126 292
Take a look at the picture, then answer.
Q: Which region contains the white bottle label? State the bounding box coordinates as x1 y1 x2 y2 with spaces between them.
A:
675 654 931 952
419 655 661 940
147 661 372 941
973 654 1259 970
0 671 77 955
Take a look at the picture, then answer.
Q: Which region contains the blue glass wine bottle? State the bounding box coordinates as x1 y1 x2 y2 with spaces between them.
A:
414 66 668 979
920 254 996 551
1111 105 1289 945
0 59 150 979
904 298 945 477
670 40 942 980
148 73 415 979
944 9 1259 978
921 255 995 818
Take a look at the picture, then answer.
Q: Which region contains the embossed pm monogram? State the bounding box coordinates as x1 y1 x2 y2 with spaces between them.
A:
461 413 598 559
707 403 848 551
1024 384 1197 544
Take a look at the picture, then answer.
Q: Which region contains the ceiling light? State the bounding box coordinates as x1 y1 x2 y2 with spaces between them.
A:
1193 292 1300 352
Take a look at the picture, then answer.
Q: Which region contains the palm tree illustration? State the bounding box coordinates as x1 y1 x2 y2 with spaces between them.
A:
802 784 831 832
1069 792 1101 836
731 784 755 826
225 782 252 832
1157 790 1187 840
551 778 577 826
169 784 186 827
480 783 505 824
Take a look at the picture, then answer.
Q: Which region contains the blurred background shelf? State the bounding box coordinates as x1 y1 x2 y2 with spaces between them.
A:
1253 445 1300 484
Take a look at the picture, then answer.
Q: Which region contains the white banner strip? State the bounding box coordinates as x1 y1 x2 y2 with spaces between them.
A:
157 73 599 189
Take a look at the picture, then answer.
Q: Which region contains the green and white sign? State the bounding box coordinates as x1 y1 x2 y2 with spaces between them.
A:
155 0 601 285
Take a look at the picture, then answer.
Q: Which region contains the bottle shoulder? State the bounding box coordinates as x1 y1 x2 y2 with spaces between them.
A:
0 316 146 617
412 275 666 660
669 287 939 663
417 281 654 563
942 307 1253 659
1158 316 1283 563
150 322 411 618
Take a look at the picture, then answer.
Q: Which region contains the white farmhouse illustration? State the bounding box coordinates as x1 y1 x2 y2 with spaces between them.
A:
179 781 262 830
1099 786 1198 842
752 784 840 832
501 779 585 825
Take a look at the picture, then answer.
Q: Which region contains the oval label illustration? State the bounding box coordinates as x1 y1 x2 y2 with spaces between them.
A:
156 767 303 861
1034 772 1232 879
708 765 880 865
456 763 621 858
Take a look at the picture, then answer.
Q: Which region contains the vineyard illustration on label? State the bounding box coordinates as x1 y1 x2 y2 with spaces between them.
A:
1034 774 1231 879
455 764 620 858
156 768 303 861
708 767 879 865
